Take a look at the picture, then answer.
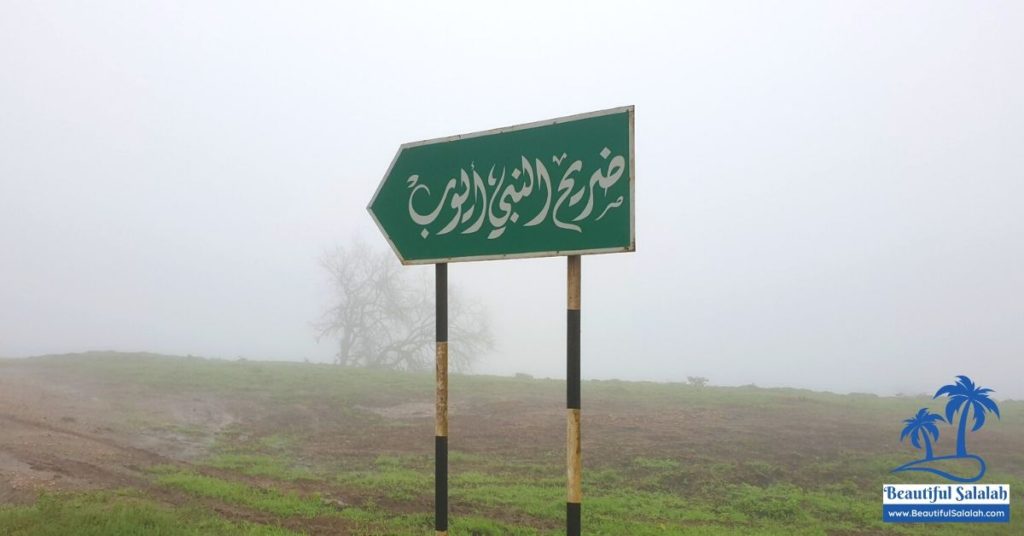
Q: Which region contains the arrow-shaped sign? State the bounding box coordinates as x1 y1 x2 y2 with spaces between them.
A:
368 106 635 264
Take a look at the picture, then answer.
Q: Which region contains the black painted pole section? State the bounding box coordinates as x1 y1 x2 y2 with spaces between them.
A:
435 263 448 536
567 255 582 535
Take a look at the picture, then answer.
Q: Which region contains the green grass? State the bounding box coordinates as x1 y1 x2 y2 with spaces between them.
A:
337 508 540 536
335 455 433 502
205 454 317 482
151 467 329 518
0 491 298 536
633 456 681 470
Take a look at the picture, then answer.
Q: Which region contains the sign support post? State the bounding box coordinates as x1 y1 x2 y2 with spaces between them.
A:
567 255 582 535
435 263 448 536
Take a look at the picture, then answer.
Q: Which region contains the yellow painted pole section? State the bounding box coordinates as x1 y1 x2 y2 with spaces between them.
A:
436 341 448 438
568 255 581 310
567 408 582 503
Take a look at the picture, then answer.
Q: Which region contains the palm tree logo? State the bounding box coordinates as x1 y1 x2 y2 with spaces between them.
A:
892 375 1000 483
900 408 943 460
935 375 1001 457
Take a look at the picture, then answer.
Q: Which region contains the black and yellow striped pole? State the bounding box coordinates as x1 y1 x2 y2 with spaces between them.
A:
435 263 448 536
566 255 582 535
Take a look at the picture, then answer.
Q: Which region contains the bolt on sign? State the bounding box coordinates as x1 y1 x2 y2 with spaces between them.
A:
368 106 634 536
368 106 634 264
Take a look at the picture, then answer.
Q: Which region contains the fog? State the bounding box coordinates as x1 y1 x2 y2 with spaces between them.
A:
2 2 1021 397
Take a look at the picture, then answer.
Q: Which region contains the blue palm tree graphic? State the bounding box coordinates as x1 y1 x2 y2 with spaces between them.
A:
934 375 1000 457
900 408 943 460
892 376 999 482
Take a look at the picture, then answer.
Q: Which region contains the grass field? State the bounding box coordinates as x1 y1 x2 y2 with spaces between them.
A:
0 352 1020 535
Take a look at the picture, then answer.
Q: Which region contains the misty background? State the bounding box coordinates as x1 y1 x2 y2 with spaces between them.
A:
1 2 1021 397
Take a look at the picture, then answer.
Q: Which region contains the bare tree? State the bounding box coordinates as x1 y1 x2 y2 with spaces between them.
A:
315 239 494 371
687 376 709 388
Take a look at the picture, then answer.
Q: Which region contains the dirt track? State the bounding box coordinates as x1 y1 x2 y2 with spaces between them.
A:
0 363 234 503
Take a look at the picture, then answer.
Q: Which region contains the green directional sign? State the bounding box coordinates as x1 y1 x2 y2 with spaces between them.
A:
368 106 635 264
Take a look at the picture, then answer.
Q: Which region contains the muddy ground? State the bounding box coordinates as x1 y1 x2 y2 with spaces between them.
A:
1 353 1021 535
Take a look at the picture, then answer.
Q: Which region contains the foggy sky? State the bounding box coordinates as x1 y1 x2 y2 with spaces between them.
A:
2 2 1022 397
